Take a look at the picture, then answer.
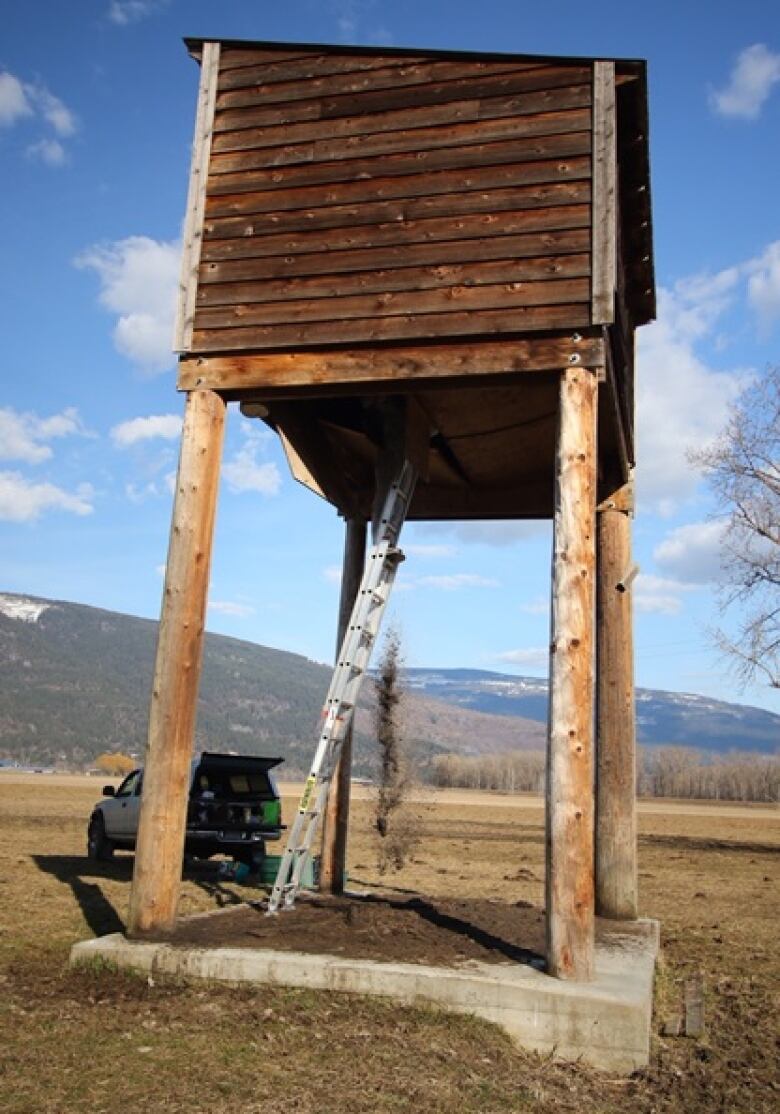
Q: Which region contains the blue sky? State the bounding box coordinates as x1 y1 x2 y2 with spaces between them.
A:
1 0 778 714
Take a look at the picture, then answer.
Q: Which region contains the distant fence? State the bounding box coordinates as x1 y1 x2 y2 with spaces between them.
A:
430 748 779 803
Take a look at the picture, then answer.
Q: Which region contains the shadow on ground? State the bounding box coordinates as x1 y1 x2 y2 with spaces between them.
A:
32 855 252 939
638 835 779 855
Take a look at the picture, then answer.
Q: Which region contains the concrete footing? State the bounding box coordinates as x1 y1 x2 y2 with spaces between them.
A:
71 919 658 1074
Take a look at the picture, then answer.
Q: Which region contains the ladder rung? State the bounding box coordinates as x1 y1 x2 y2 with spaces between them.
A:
267 457 418 915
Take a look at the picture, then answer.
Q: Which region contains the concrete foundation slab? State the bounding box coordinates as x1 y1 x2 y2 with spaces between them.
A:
70 918 658 1074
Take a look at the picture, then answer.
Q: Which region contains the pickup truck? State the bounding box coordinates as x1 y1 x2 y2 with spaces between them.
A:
87 751 284 866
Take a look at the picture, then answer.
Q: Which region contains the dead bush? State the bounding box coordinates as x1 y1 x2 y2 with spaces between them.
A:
372 628 418 873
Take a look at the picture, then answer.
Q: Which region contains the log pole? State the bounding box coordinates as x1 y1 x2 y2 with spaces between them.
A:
320 517 367 893
595 481 638 920
545 366 598 980
127 389 226 937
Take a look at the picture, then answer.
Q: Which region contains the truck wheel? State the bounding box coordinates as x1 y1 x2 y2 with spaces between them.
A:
87 815 115 861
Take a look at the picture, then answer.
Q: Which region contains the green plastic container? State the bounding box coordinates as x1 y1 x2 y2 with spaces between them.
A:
259 853 319 889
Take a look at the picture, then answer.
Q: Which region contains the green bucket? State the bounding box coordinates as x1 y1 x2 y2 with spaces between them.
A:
258 853 320 889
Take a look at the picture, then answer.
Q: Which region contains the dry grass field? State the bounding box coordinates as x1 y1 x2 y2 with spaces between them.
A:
0 774 778 1113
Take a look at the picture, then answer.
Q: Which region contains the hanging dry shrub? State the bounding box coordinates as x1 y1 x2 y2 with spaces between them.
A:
373 628 418 873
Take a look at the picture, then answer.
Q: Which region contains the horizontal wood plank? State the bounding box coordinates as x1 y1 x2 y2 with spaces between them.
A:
197 254 590 307
321 66 591 118
204 157 592 217
316 114 590 163
200 228 591 283
206 137 591 195
195 277 590 329
178 333 605 392
200 204 590 263
191 302 590 350
213 73 591 136
204 181 590 241
218 48 320 71
215 59 534 111
213 95 482 147
216 52 546 92
212 88 590 150
217 53 436 92
209 117 591 174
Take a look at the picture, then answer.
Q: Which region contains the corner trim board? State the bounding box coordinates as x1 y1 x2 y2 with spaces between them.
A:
591 61 616 325
174 41 221 352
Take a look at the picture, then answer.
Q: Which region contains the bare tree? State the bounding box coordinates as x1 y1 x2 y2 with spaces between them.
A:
694 366 779 689
372 628 418 873
435 747 778 803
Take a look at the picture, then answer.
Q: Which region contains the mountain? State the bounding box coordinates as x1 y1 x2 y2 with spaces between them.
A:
404 669 779 755
0 593 777 774
0 592 543 774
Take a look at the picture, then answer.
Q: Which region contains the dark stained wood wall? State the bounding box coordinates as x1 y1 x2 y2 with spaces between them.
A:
191 46 594 353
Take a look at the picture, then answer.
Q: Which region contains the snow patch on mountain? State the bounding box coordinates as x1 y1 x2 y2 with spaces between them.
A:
0 595 50 624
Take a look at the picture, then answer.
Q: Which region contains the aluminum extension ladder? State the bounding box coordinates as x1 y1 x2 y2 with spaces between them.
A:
267 460 417 914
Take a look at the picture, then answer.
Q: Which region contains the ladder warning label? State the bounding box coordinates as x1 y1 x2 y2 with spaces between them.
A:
299 776 316 812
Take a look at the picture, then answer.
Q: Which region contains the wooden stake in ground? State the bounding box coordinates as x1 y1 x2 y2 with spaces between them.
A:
127 388 226 937
596 481 638 920
545 366 597 981
320 517 367 894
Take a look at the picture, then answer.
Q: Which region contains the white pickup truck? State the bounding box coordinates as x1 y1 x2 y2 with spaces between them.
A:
87 751 284 866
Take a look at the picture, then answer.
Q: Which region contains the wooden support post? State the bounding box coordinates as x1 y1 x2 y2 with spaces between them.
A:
595 481 638 920
546 366 597 980
127 389 226 937
320 517 367 894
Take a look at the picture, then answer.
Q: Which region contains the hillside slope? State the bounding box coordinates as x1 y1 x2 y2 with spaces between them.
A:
1 593 776 772
405 669 780 754
0 593 543 773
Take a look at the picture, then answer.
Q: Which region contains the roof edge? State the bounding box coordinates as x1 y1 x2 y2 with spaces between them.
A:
182 34 649 70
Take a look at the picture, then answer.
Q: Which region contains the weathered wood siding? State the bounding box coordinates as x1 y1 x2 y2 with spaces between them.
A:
187 46 595 353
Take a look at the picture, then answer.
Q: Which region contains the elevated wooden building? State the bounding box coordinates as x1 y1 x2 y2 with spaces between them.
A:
128 38 654 983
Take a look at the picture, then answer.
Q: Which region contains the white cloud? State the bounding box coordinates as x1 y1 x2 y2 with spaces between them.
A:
111 413 182 447
108 0 167 25
322 565 342 584
746 240 780 329
0 72 32 126
403 543 456 559
0 72 76 165
208 600 255 618
368 27 394 46
328 0 391 43
0 471 93 522
633 573 700 616
653 520 727 585
711 44 780 120
421 521 549 547
26 138 66 166
75 236 180 373
636 276 747 514
520 597 549 615
223 427 282 497
0 406 86 464
415 573 499 591
27 84 77 137
331 0 360 39
125 480 165 503
494 647 548 671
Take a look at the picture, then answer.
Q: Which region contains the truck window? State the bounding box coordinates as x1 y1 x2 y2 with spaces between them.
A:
116 770 141 798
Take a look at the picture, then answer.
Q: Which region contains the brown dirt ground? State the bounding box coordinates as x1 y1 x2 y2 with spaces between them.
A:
153 891 652 968
1 775 778 1114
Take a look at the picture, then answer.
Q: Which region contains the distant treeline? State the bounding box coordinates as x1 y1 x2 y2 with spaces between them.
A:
431 747 779 803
